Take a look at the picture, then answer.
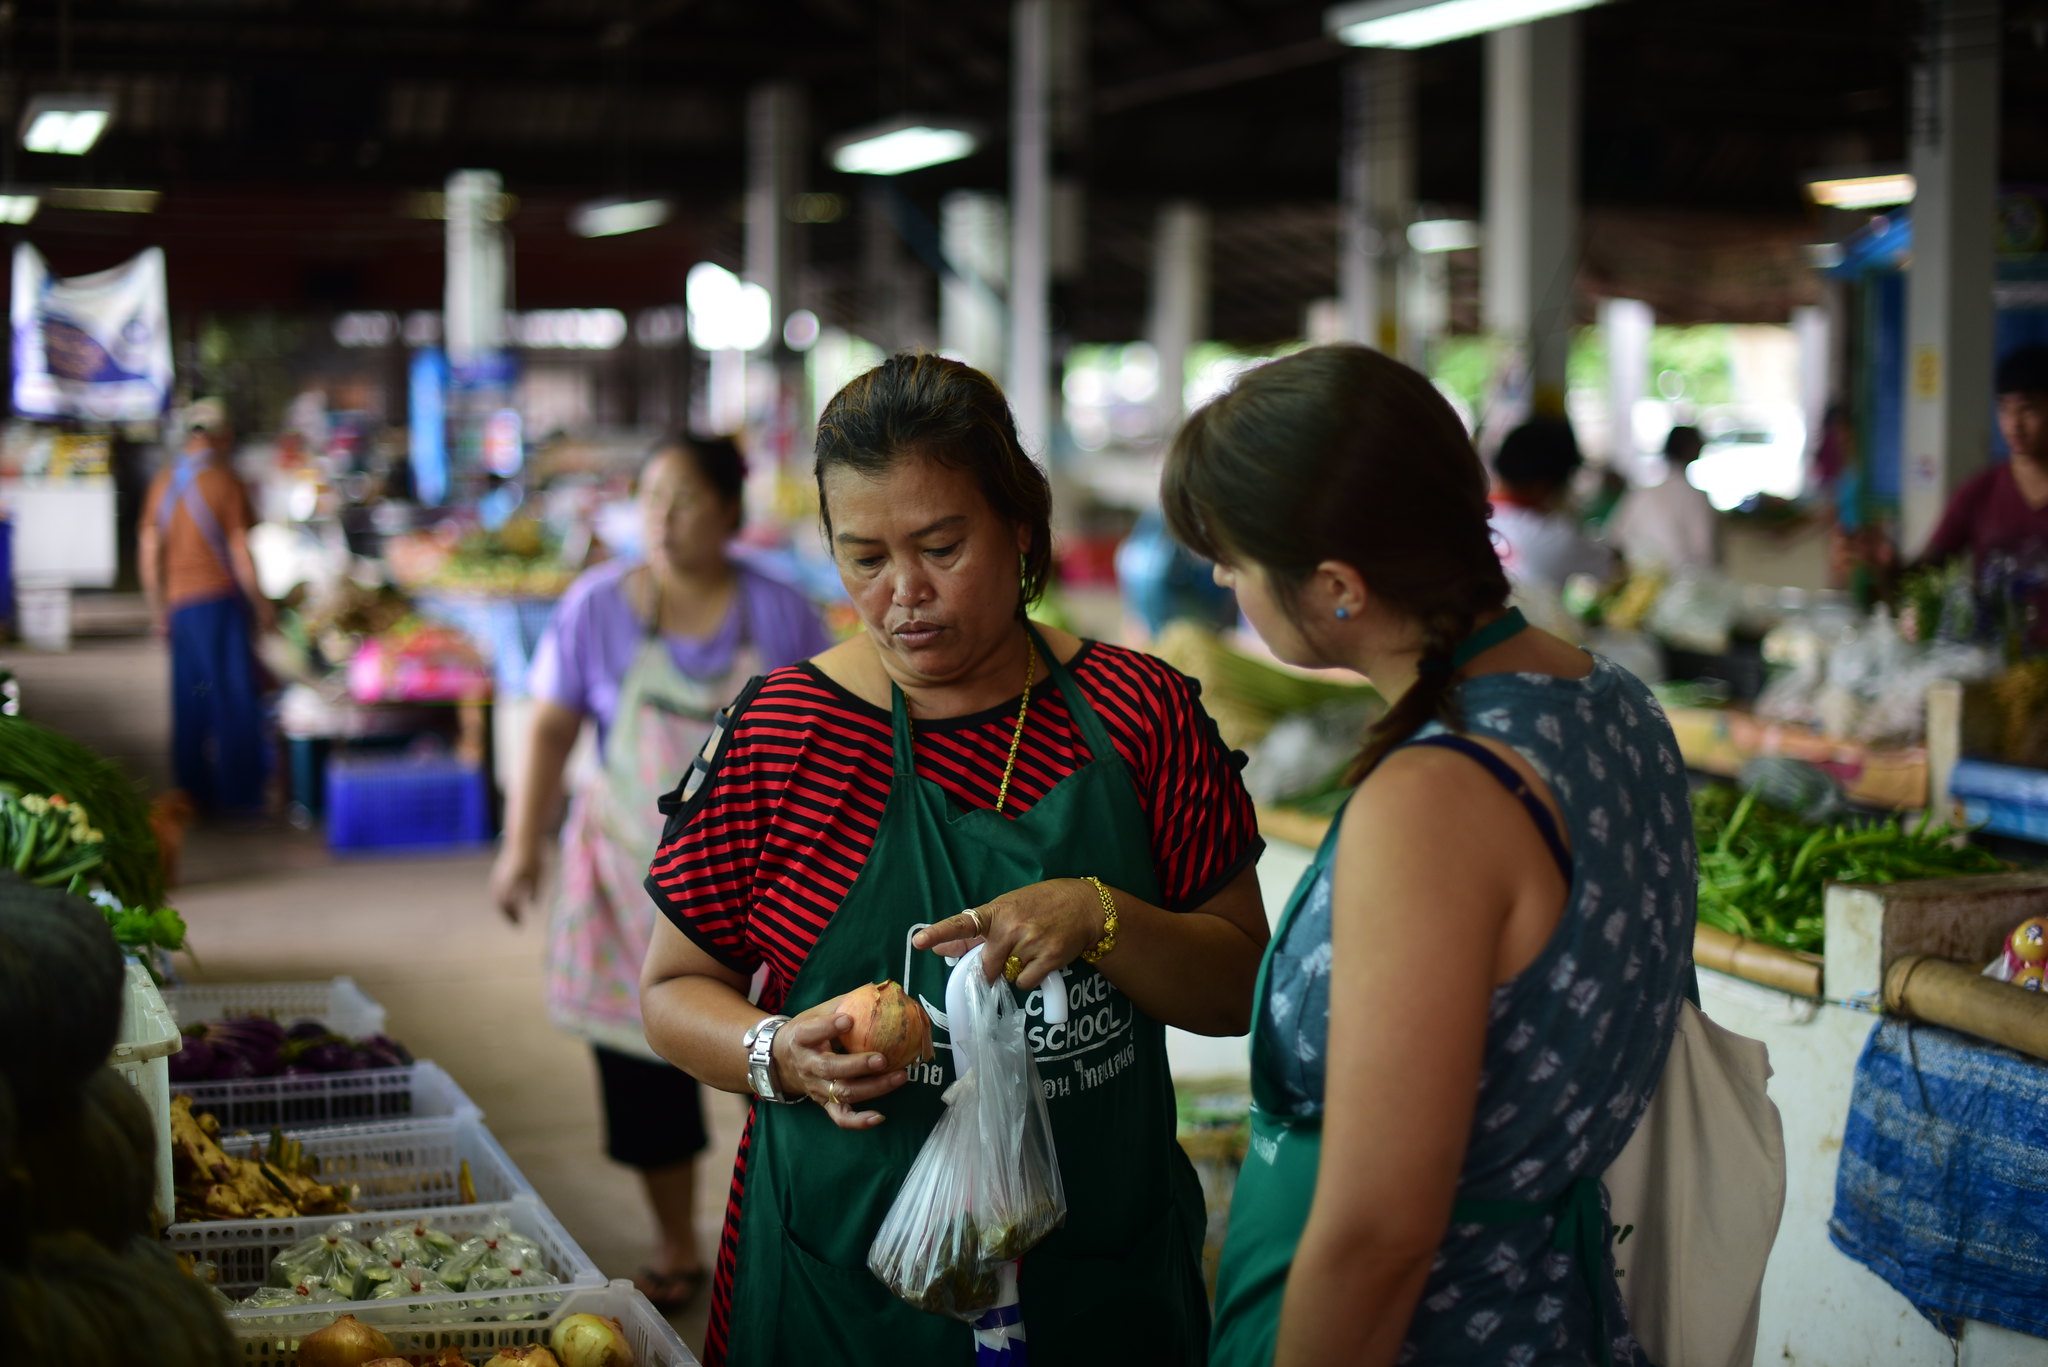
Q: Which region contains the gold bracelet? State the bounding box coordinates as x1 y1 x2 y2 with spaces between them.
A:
1079 876 1119 964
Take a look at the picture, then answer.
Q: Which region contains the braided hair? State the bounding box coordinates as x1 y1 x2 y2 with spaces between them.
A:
1163 344 1510 783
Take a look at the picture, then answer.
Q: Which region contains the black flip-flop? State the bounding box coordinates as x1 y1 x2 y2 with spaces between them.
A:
634 1266 707 1313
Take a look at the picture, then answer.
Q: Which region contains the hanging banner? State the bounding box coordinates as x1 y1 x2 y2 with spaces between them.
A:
10 244 174 423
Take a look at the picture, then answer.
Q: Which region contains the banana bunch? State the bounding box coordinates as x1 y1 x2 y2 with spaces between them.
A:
169 1095 356 1222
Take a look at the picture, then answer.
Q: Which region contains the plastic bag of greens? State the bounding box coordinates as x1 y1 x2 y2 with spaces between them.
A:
242 1274 346 1309
268 1222 373 1297
370 1215 460 1270
369 1261 453 1301
867 946 1067 1320
438 1217 545 1291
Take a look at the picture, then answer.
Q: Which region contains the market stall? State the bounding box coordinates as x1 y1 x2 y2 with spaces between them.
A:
0 708 699 1365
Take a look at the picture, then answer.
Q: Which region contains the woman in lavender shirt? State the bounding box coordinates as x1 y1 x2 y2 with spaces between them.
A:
492 436 831 1311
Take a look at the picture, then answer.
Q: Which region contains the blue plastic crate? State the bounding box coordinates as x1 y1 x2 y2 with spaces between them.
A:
324 754 490 851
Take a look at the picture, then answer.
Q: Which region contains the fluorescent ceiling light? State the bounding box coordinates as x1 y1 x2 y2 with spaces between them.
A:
0 195 39 224
20 95 115 155
1328 0 1611 48
402 190 517 221
1408 218 1482 252
1806 172 1915 210
570 197 671 238
42 187 158 213
829 117 979 176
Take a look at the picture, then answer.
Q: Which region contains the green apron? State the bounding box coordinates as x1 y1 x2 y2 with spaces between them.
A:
725 626 1209 1367
1207 761 1614 1367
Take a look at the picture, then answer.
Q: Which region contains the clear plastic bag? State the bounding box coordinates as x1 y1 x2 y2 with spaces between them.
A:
868 945 1067 1321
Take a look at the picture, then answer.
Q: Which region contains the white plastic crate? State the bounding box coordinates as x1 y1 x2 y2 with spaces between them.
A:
174 1059 482 1131
168 1193 603 1321
109 957 180 1229
229 1279 699 1365
161 976 386 1038
170 1113 535 1232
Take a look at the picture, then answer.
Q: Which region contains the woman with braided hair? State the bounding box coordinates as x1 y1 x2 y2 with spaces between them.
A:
1174 346 1694 1367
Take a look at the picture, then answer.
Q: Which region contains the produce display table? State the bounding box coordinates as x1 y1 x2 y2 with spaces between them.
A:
158 976 702 1364
411 591 561 700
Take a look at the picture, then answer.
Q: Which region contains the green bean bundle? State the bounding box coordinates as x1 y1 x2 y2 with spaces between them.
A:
1693 785 2006 954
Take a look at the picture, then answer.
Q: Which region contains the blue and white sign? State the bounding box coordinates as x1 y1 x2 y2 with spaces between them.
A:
11 244 174 423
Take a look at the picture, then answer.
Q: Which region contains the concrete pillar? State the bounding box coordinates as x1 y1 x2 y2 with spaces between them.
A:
1147 202 1209 436
940 191 1008 376
1601 298 1653 468
746 83 804 351
444 169 508 368
1339 51 1415 359
1008 0 1082 456
1483 16 1580 407
1901 0 2001 554
1792 303 1831 481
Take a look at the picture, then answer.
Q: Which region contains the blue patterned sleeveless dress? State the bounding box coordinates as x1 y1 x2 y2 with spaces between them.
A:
1221 653 1695 1367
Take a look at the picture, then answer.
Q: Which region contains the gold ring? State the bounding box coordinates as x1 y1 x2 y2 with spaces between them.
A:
827 1080 842 1105
965 907 986 937
1004 955 1023 983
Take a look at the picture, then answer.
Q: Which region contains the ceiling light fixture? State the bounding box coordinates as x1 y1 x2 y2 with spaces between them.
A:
42 187 159 213
0 194 39 224
1407 218 1483 252
20 94 116 156
1327 0 1612 48
828 116 980 177
1805 171 1915 210
570 197 672 238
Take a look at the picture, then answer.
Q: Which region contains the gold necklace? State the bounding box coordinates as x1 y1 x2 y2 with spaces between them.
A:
995 637 1037 815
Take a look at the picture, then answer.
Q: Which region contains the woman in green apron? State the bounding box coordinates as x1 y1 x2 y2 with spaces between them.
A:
639 354 1271 1366
1168 347 1692 1367
494 437 830 1311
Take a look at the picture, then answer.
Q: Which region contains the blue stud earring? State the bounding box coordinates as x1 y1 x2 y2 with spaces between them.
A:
1335 606 1350 620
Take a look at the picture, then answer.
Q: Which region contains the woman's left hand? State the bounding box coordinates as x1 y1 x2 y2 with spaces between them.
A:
912 879 1108 990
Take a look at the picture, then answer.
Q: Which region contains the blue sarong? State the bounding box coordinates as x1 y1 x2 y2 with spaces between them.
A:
1830 1017 2048 1339
169 592 267 811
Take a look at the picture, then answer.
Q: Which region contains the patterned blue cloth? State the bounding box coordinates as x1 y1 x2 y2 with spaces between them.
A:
1256 655 1696 1365
1830 1018 2048 1339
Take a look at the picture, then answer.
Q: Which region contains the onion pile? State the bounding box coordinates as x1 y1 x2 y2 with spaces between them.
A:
296 1313 393 1367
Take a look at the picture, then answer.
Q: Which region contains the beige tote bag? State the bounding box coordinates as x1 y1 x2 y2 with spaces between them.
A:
1604 999 1787 1367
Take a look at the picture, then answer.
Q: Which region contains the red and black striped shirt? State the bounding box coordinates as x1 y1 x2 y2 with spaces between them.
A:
643 640 1261 1364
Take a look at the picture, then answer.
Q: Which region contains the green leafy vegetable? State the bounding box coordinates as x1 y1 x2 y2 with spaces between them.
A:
1692 785 2007 954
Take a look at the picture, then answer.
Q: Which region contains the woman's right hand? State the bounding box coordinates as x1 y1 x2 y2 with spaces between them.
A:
771 1000 909 1130
490 845 542 925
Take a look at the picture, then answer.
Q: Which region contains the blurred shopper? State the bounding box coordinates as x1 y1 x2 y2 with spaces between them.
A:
639 354 1264 1366
1610 425 1720 572
1920 345 2048 566
491 435 830 1312
1487 416 1616 591
1170 346 1692 1367
138 399 273 813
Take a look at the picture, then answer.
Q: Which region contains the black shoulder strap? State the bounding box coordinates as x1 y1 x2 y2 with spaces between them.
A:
1405 734 1572 881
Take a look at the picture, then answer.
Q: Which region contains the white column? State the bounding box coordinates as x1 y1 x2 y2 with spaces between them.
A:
1601 298 1653 468
445 169 508 368
1902 0 2002 554
1483 16 1580 405
746 82 803 351
1148 202 1210 437
941 191 1009 376
1008 0 1055 455
1792 303 1832 483
1339 51 1415 357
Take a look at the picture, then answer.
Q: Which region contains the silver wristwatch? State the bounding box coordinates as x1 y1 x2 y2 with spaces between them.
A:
742 1014 795 1104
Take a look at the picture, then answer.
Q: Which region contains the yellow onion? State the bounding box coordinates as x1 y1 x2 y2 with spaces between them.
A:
297 1315 395 1367
834 979 934 1070
551 1312 636 1367
483 1348 562 1367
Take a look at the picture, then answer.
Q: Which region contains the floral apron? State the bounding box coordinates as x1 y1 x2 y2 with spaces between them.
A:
545 594 759 1061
